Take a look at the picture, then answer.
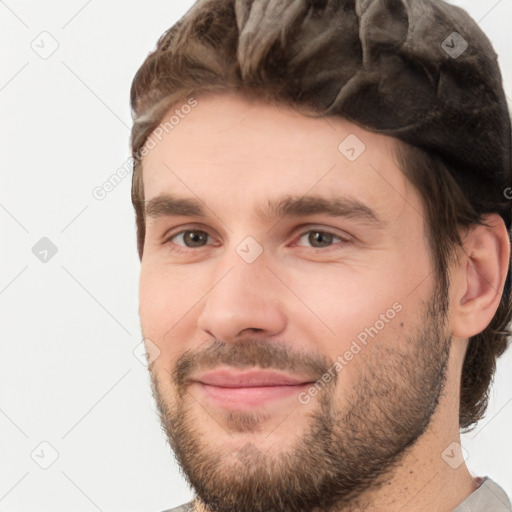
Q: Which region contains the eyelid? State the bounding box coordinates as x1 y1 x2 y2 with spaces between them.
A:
163 225 348 238
163 223 217 243
291 225 352 246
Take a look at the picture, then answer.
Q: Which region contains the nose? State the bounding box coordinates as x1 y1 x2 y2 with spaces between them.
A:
197 258 287 343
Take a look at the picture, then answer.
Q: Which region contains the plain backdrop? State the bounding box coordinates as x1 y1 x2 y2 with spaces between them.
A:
0 1 511 511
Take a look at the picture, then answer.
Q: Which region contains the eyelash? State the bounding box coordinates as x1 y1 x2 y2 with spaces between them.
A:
163 226 351 253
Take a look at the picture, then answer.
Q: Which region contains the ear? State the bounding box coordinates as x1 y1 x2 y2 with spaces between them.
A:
450 214 511 338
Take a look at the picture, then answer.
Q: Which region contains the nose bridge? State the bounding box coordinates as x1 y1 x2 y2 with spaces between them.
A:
197 246 286 340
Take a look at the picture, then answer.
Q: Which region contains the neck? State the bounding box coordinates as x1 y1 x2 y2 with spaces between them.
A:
333 429 478 512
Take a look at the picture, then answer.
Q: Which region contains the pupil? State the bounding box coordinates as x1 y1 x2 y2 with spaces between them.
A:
309 231 332 247
186 231 207 247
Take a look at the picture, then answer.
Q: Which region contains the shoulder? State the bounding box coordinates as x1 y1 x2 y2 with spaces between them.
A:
479 478 512 511
453 477 511 512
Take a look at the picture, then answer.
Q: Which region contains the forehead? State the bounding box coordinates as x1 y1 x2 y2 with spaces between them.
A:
140 91 416 219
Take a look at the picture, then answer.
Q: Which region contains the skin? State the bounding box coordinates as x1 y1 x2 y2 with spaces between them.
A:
138 90 510 512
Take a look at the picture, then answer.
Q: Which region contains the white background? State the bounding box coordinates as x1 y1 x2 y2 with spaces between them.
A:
0 1 511 511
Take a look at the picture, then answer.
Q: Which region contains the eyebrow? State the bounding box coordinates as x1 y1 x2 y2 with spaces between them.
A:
145 193 382 226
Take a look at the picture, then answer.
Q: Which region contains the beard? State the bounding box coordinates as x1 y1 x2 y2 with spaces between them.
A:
147 282 451 512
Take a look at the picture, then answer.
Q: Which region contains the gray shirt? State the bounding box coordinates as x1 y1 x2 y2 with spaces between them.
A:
163 477 512 512
453 477 511 512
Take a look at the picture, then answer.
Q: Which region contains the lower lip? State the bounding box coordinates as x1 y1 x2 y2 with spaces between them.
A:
194 382 312 409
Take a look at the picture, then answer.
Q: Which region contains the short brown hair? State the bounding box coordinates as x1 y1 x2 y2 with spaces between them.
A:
129 0 511 431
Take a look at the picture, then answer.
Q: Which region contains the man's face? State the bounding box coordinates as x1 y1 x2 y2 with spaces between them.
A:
138 91 452 512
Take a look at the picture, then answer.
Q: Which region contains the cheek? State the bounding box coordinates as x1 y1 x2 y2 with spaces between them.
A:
139 258 230 372
139 265 168 330
139 263 200 355
280 253 430 358
280 262 401 325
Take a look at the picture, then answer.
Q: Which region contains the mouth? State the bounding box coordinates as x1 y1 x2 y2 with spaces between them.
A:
189 368 316 409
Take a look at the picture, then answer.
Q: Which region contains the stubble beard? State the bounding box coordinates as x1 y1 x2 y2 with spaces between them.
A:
148 286 451 512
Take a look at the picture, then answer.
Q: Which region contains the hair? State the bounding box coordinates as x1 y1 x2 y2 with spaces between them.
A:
129 0 511 432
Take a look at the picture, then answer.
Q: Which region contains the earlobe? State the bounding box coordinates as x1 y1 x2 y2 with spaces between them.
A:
451 214 510 338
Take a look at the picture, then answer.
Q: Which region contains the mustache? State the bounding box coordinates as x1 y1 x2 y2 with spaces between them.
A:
172 338 334 389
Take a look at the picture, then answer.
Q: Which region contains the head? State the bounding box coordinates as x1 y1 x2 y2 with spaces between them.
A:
130 1 511 511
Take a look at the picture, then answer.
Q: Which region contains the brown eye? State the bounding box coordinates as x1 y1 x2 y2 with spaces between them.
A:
298 230 342 248
172 230 210 247
308 231 334 247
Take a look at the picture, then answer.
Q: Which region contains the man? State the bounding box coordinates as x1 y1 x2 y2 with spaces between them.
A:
129 0 511 511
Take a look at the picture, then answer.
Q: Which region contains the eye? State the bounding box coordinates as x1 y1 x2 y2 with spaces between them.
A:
296 230 347 248
168 229 212 248
163 227 349 253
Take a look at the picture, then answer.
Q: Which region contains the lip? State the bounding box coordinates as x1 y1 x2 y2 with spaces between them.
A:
192 368 315 387
189 368 316 409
